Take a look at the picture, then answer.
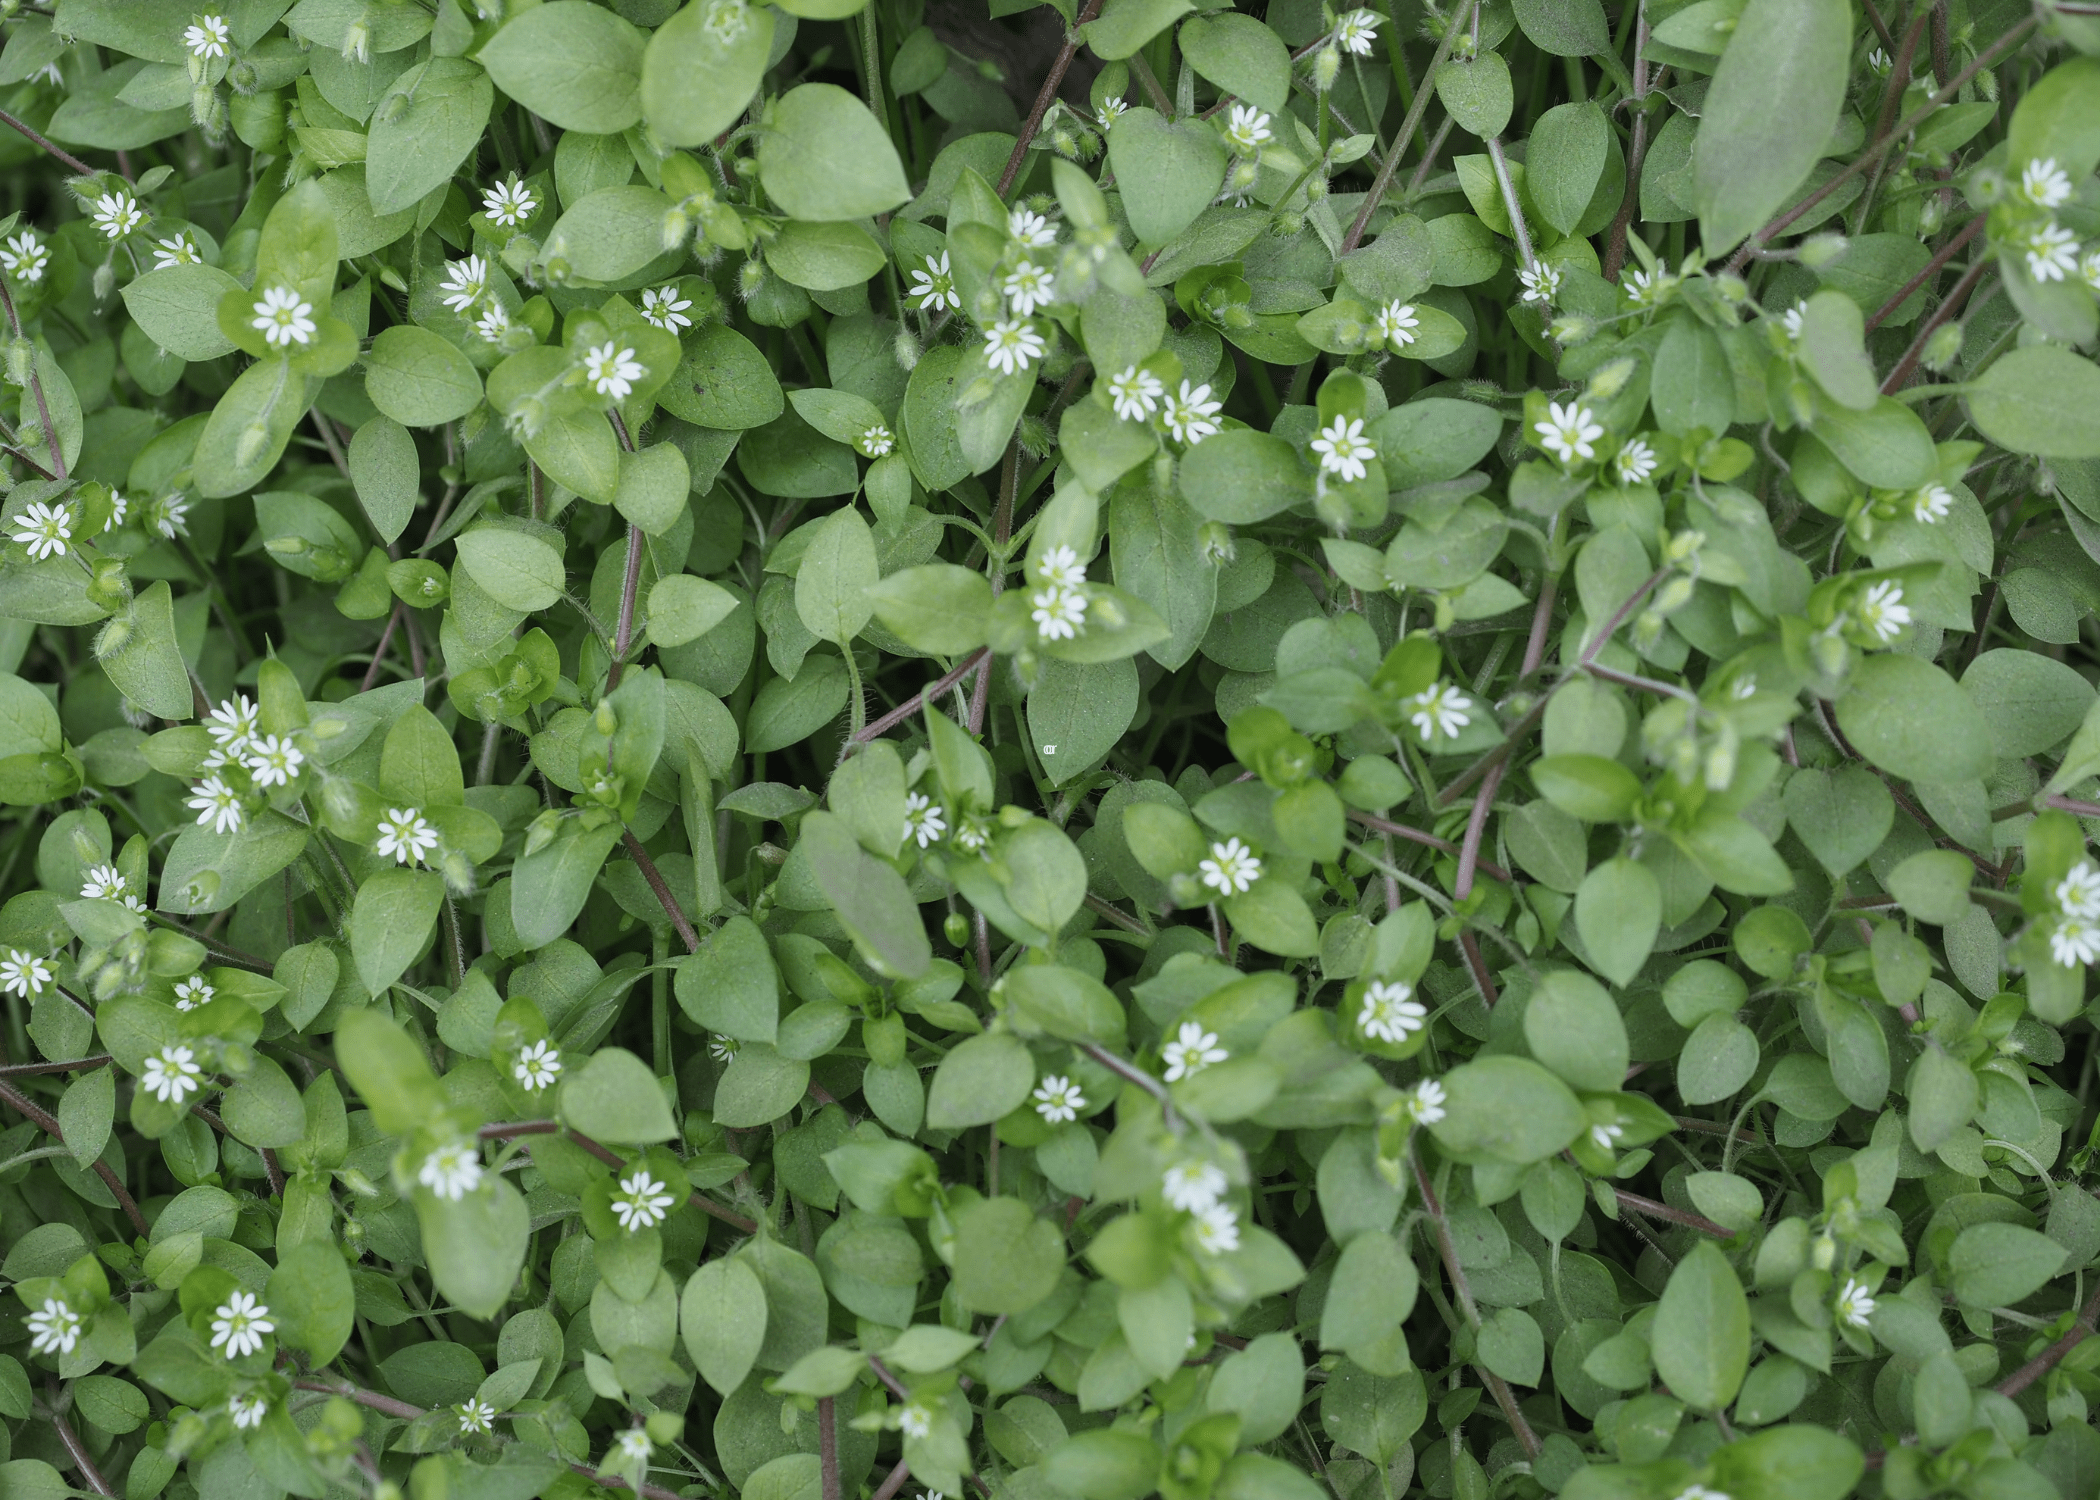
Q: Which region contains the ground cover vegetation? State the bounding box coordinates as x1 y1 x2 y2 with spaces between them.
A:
0 0 2096 1499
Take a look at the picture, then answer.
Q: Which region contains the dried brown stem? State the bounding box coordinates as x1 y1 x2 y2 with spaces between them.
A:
0 1077 147 1236
996 0 1105 196
1341 0 1479 254
622 829 702 955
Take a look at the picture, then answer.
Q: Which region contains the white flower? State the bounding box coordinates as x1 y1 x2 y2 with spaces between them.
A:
2058 862 2100 921
1097 98 1128 128
152 492 191 539
251 286 315 348
2083 248 2100 293
1730 676 1758 700
1535 400 1604 465
1161 1158 1228 1212
1199 837 1261 896
1590 1121 1624 1150
1334 8 1378 53
613 1170 678 1231
858 423 894 457
951 814 990 853
513 1039 562 1092
1780 300 1807 340
188 775 244 834
1866 46 1891 74
206 694 258 752
1033 1074 1085 1124
909 253 960 311
1835 1277 1876 1329
983 319 1045 376
640 283 695 332
186 14 232 58
1164 380 1223 445
2020 157 2073 210
142 1045 203 1105
1404 680 1473 741
1405 1078 1446 1126
26 1298 79 1356
1673 1487 1731 1500
243 733 303 788
210 1292 274 1359
229 1393 268 1429
457 1398 496 1434
583 342 644 400
1517 263 1560 306
1909 483 1952 523
103 490 129 533
708 1034 739 1063
152 233 202 269
1223 104 1273 156
1615 438 1658 486
1855 580 1910 643
0 949 50 999
1358 980 1427 1044
1036 544 1087 590
1191 1202 1240 1255
34 62 59 86
1623 266 1673 307
2021 220 2081 282
1162 1021 1228 1082
1031 585 1087 641
80 864 126 902
1106 364 1164 423
615 1427 654 1463
1002 261 1056 317
418 1140 483 1201
2053 915 2100 967
483 178 537 226
473 304 511 342
1374 300 1419 350
1009 207 1058 248
438 255 488 313
174 975 214 1012
898 1402 934 1440
0 231 48 283
91 191 145 240
902 792 947 849
375 806 440 866
1311 416 1375 483
12 501 70 560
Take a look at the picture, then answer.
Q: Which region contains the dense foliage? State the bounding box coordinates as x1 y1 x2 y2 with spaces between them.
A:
1 0 2100 1499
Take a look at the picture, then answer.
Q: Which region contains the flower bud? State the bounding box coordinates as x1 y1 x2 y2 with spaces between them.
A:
738 258 766 300
1312 45 1340 92
92 260 114 302
1798 232 1848 269
1198 521 1236 565
342 20 370 63
660 207 691 253
6 338 35 387
1922 321 1964 372
893 329 922 371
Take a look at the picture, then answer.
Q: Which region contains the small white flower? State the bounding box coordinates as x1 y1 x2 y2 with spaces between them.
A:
206 694 259 752
473 304 511 342
483 178 537 226
175 975 214 1012
1311 416 1375 483
103 490 129 533
1002 261 1057 317
1009 207 1058 248
91 191 145 240
1405 1078 1446 1126
243 733 303 788
1835 1277 1876 1329
1374 300 1419 350
1191 1202 1240 1255
1866 46 1891 74
1536 400 1604 465
1517 263 1560 306
1909 483 1952 523
640 284 695 333
1097 98 1128 128
1162 1021 1228 1082
708 1034 740 1063
1199 837 1261 896
457 1398 496 1434
1223 104 1273 156
2021 220 2081 283
903 792 947 849
188 775 244 834
152 233 202 269
513 1039 562 1092
25 1298 79 1357
228 1393 268 1429
1780 299 1808 340
1623 266 1673 307
34 62 59 86
613 1170 678 1231
909 252 961 311
12 501 71 560
2083 248 2100 293
1730 676 1758 701
859 423 894 457
1589 1121 1624 1151
951 814 990 853
1673 1487 1731 1500
2020 158 2073 210
1106 364 1164 423
583 342 644 400
186 14 232 60
2053 915 2100 967
0 231 48 284
438 255 488 314
1404 680 1473 742
983 319 1045 376
375 807 440 866
1164 380 1224 445
152 492 191 539
80 863 129 902
251 286 315 348
142 1044 203 1105
0 949 49 999
1358 979 1427 1044
1032 1074 1085 1124
1855 580 1910 643
1036 544 1087 590
418 1140 484 1201
1031 585 1087 642
1334 8 1379 53
615 1427 654 1463
898 1402 934 1440
1615 438 1658 486
1161 1158 1228 1212
2058 862 2100 921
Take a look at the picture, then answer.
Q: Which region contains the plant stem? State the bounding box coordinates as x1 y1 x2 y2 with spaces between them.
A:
1341 0 1478 254
997 0 1107 196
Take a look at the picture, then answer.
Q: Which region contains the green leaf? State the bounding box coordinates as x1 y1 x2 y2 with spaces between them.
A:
925 1032 1036 1129
347 867 444 995
266 1240 354 1367
641 0 774 146
347 414 418 544
794 507 879 644
799 809 931 979
510 818 625 950
477 1 644 134
561 1046 676 1144
1177 13 1290 113
950 1197 1065 1314
1522 969 1630 1091
1106 109 1229 246
1966 345 2100 459
1527 102 1611 236
1834 653 1993 785
454 528 566 612
868 564 993 654
1707 1426 1864 1500
683 1257 768 1397
1435 53 1513 139
1962 648 2096 759
1650 1240 1750 1411
334 1008 447 1137
1794 290 1879 411
757 84 911 221
58 1065 114 1168
365 326 483 427
1692 0 1851 253
120 264 243 361
1428 1056 1585 1164
1948 1222 2068 1309
418 1175 529 1321
96 581 191 721
1780 765 1893 877
365 56 491 216
1573 858 1659 986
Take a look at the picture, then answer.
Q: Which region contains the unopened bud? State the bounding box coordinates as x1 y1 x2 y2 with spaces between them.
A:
1550 315 1595 344
1921 321 1964 372
5 338 34 387
92 260 114 302
594 699 618 736
661 207 691 253
1312 45 1341 92
1797 233 1848 269
893 329 922 372
738 258 766 299
1197 521 1236 565
943 912 970 947
342 21 369 63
